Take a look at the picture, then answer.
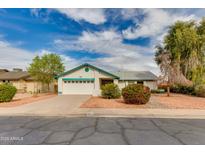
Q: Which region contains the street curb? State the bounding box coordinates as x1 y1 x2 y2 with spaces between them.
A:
1 112 205 119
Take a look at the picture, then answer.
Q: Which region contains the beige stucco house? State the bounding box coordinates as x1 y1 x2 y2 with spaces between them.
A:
57 63 158 96
0 68 55 93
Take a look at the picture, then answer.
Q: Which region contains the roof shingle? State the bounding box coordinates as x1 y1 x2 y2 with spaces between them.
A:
0 71 30 80
113 71 158 81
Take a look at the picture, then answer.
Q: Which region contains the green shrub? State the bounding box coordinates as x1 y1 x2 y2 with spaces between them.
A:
122 84 151 104
0 83 17 102
151 89 165 93
195 85 205 97
170 84 195 95
101 83 121 99
158 84 168 92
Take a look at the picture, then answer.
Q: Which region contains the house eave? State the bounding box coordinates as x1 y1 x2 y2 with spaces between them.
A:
56 63 119 79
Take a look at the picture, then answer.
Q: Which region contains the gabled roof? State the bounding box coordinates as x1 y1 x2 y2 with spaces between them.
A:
113 71 158 81
0 71 31 80
57 63 119 79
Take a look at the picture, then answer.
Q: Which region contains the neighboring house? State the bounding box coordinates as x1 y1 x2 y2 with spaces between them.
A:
0 68 54 93
57 63 158 96
0 69 9 74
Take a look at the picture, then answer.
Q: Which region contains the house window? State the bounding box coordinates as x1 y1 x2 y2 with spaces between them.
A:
87 81 90 83
83 81 86 83
72 81 75 83
137 81 144 85
2 80 10 83
64 81 67 84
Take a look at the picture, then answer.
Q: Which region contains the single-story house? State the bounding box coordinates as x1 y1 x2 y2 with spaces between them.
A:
0 69 9 74
57 63 158 96
0 68 55 93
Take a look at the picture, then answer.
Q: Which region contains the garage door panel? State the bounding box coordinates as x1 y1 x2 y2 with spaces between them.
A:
63 81 94 95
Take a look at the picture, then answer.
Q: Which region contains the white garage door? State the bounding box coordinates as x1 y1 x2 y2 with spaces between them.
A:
63 80 94 95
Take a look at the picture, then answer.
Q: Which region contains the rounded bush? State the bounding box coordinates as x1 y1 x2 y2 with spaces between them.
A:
122 84 151 104
101 83 121 99
170 84 195 95
0 83 17 102
195 85 205 97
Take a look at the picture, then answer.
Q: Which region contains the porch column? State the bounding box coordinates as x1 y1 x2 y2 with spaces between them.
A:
93 77 100 96
114 79 118 85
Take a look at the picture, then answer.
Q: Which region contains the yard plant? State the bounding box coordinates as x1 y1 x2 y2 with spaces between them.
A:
195 85 205 97
155 18 205 88
0 83 17 102
122 84 151 104
28 53 65 92
101 83 121 99
170 84 195 95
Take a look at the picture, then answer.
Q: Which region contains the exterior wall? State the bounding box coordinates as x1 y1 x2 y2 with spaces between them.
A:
118 81 127 89
118 80 157 90
144 81 157 90
0 80 55 93
58 66 115 96
58 77 63 94
10 80 26 93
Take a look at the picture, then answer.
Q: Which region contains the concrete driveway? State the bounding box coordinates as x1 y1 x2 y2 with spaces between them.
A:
1 117 205 145
0 95 90 116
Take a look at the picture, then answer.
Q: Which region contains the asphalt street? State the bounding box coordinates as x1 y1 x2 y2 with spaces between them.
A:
0 116 205 145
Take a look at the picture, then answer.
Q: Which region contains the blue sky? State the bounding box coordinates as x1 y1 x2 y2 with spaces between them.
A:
0 8 205 74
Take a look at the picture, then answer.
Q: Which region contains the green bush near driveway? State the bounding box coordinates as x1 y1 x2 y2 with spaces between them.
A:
170 84 195 95
195 85 205 97
0 83 17 102
122 84 151 104
101 83 121 99
151 89 165 93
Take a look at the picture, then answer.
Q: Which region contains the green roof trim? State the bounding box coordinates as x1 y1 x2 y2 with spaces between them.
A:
62 78 95 81
56 63 119 79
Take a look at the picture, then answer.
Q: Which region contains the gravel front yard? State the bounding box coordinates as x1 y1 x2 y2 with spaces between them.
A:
80 96 167 109
0 93 56 107
153 93 205 109
80 93 205 109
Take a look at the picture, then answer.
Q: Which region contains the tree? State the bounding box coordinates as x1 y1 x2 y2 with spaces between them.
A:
155 19 205 87
155 45 172 96
28 53 65 92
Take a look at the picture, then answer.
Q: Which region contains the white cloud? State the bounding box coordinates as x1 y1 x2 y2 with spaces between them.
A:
0 40 78 71
122 9 198 39
54 30 159 74
0 41 35 70
56 8 106 24
120 9 142 21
